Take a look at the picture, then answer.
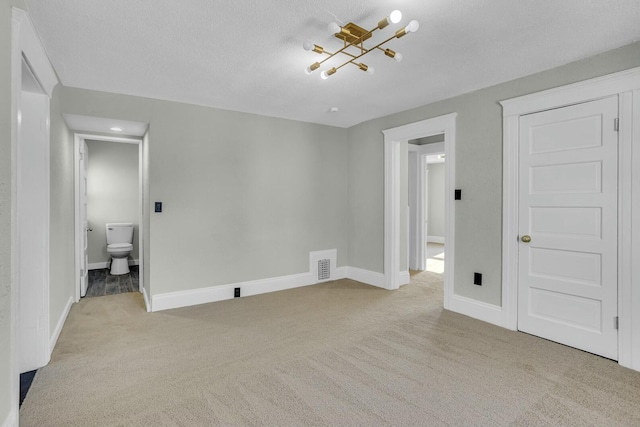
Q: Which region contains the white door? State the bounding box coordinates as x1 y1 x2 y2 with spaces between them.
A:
18 89 49 373
518 96 619 360
80 140 89 297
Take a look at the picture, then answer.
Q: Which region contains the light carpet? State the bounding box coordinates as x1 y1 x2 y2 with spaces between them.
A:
19 271 640 426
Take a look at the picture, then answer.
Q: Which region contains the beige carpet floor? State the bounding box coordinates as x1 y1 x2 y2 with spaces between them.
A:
20 271 640 426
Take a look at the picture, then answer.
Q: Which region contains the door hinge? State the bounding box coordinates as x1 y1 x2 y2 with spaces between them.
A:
614 118 619 132
614 316 619 330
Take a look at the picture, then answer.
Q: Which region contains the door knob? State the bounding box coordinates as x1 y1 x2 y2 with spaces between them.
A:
521 235 531 243
87 227 93 232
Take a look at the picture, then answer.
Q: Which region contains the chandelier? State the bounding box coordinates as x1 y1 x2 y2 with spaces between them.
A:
303 10 419 79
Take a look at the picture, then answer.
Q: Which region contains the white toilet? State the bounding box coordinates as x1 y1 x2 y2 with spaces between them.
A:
106 223 134 275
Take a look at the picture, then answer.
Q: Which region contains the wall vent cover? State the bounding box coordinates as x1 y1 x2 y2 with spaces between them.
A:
318 259 331 280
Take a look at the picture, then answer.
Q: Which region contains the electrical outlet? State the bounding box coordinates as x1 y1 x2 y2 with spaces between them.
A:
234 287 240 298
154 202 162 213
455 189 462 200
474 272 482 286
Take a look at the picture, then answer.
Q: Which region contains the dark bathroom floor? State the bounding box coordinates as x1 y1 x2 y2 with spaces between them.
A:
86 265 139 298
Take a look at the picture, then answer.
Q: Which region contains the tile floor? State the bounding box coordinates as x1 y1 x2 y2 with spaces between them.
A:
86 265 139 298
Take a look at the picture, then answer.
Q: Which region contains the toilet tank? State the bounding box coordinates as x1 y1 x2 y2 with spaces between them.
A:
106 223 134 244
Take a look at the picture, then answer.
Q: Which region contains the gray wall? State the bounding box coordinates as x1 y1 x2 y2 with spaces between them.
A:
347 41 640 306
49 86 75 336
427 163 445 239
86 140 139 265
59 88 350 297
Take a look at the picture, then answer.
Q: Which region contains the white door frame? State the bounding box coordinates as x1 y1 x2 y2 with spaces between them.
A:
73 134 145 306
501 66 640 370
10 6 58 423
383 113 456 308
409 142 445 271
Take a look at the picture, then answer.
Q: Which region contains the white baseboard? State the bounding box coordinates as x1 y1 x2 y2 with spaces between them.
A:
2 406 17 427
427 236 445 244
399 270 410 286
88 259 139 270
152 271 324 312
448 294 503 327
49 295 73 354
141 286 151 312
347 267 386 288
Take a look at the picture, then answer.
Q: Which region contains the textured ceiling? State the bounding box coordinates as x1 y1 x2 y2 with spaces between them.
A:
25 0 640 128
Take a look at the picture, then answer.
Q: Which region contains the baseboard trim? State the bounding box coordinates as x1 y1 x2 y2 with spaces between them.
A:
2 405 17 427
347 267 386 288
153 271 330 312
49 295 73 354
141 286 151 312
88 259 139 270
399 270 410 286
427 236 445 244
448 294 503 327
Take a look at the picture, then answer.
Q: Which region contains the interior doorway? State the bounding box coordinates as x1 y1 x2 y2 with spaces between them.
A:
383 113 456 310
73 133 145 305
408 137 445 273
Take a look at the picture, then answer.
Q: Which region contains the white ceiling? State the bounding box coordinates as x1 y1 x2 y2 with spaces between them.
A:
26 0 640 128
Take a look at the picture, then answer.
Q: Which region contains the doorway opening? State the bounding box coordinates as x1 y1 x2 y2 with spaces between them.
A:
73 132 146 309
408 135 445 274
85 139 141 298
425 152 445 275
383 113 456 309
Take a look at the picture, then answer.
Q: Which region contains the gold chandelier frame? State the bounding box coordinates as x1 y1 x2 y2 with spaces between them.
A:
303 10 419 79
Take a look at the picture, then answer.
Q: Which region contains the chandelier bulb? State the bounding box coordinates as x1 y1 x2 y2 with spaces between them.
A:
394 52 403 62
366 66 375 75
328 22 341 34
390 10 402 24
320 70 329 80
303 40 314 51
305 66 313 75
405 20 420 33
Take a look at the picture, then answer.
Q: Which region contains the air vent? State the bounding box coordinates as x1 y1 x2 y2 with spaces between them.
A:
318 259 331 281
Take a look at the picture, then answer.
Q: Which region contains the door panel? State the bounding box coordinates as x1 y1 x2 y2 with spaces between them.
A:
80 141 89 297
18 90 49 373
518 96 618 360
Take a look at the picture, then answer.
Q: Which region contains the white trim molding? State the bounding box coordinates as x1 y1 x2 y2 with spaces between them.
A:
500 66 640 371
383 113 456 305
1 409 17 427
49 296 73 354
152 265 393 312
141 286 151 313
10 8 59 423
346 267 386 289
153 272 322 312
449 295 503 327
399 271 410 286
152 245 397 312
73 133 145 302
11 8 57 97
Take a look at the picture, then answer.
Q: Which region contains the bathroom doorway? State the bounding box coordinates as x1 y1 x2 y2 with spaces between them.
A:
85 140 140 297
408 135 445 274
73 131 146 308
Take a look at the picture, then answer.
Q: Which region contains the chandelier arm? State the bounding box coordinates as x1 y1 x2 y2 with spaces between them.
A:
333 32 399 72
315 24 381 68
